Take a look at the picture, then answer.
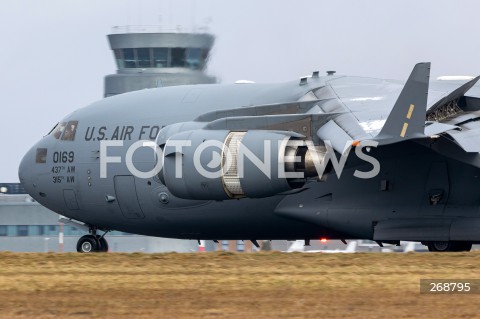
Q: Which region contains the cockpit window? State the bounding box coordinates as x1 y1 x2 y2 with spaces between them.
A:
49 121 78 140
62 121 78 141
51 122 66 139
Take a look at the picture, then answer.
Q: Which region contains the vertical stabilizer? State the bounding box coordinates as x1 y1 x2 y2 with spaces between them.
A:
376 62 430 143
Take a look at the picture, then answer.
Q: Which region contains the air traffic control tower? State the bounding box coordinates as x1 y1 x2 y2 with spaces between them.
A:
104 26 217 97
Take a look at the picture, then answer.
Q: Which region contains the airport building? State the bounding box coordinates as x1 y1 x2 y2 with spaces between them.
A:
104 26 216 97
0 27 217 253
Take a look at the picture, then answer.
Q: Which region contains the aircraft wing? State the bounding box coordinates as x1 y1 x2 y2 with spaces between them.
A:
317 64 480 156
317 66 480 152
324 71 480 136
161 62 480 169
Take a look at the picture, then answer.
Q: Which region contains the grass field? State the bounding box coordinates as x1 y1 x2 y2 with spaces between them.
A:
0 251 479 319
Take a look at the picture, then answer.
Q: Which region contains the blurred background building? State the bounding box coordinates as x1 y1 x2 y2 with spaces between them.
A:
104 25 216 97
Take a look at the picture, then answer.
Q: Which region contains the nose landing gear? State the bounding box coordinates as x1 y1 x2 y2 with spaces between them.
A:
59 217 110 253
77 235 99 253
76 228 109 253
76 234 109 252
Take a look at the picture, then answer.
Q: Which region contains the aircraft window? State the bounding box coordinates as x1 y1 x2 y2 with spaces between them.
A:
51 122 66 139
137 48 152 68
153 48 168 67
186 48 202 69
123 48 136 68
35 148 47 164
62 121 78 141
114 49 124 68
171 48 186 67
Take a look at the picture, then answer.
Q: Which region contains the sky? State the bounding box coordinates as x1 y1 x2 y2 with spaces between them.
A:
2 0 480 182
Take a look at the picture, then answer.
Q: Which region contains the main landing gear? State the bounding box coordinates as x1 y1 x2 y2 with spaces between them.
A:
426 241 472 252
76 228 109 253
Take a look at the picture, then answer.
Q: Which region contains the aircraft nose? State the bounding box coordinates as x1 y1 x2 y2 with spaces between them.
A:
18 147 35 195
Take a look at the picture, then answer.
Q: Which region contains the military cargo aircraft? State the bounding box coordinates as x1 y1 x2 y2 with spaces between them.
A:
19 62 480 252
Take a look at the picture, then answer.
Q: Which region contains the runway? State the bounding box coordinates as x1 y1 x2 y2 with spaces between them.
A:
0 251 479 318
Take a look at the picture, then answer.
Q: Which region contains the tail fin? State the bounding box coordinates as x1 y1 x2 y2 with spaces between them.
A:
376 62 430 144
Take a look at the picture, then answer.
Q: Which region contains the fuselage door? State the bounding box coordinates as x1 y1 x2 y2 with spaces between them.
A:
113 175 145 219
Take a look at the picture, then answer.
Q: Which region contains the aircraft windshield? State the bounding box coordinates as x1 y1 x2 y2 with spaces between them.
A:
50 122 66 139
62 121 78 141
49 121 78 141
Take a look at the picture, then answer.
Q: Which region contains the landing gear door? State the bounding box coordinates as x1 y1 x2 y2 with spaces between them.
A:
423 162 449 216
113 175 145 219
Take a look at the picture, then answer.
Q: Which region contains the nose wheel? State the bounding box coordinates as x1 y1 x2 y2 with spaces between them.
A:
76 233 109 253
77 235 98 252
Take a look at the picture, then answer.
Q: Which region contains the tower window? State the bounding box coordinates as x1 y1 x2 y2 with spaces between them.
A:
122 48 136 68
171 48 186 67
153 48 168 67
115 47 208 69
137 48 152 68
186 48 202 69
114 49 124 69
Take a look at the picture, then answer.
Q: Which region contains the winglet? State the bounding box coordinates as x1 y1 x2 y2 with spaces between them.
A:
376 62 430 143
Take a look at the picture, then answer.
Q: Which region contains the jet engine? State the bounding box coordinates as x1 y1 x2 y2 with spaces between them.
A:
160 130 327 200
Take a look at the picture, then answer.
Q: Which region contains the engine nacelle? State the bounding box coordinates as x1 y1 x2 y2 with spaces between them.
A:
161 130 326 200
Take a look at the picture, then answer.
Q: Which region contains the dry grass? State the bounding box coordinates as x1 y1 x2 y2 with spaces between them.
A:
0 251 479 318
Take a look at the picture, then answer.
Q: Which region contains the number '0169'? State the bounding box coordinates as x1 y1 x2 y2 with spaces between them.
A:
53 151 74 163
